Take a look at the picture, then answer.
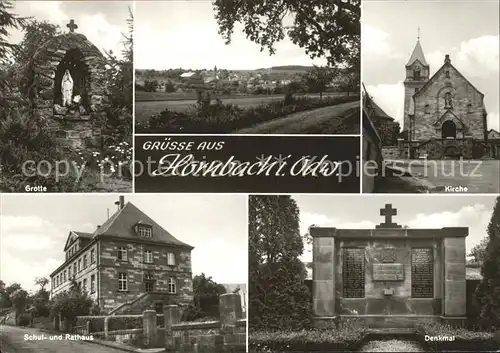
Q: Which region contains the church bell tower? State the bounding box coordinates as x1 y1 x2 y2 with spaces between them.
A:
403 29 430 137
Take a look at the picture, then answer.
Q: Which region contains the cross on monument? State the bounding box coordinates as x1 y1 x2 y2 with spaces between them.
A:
67 19 78 33
380 204 397 224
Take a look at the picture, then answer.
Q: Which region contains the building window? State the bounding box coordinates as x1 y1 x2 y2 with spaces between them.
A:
154 302 163 314
73 263 77 275
413 67 421 80
91 249 95 263
83 255 87 269
145 282 154 292
78 281 82 290
118 247 128 261
144 249 153 264
167 278 176 294
63 270 67 282
68 267 72 278
91 274 96 293
167 252 176 266
445 70 450 78
138 226 152 238
83 278 87 293
55 276 58 287
78 259 82 272
144 272 154 280
467 103 472 113
118 272 128 291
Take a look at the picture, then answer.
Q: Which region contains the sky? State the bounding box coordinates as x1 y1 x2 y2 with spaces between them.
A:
295 194 498 264
0 194 247 292
135 0 327 70
7 1 132 60
362 0 500 131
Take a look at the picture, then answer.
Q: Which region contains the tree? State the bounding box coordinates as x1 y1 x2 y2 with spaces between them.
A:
32 277 50 317
50 278 93 331
476 196 500 331
248 195 312 331
213 0 360 69
9 288 30 324
468 237 488 264
183 273 227 321
0 0 27 64
302 65 336 99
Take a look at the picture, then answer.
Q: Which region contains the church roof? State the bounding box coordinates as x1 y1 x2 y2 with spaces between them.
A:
406 40 428 66
414 58 484 99
93 202 193 249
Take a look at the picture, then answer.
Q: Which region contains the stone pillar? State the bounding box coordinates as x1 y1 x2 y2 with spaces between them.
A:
442 230 467 327
164 305 180 351
104 316 109 339
53 313 60 331
219 293 242 330
143 310 157 348
311 227 336 327
86 320 91 334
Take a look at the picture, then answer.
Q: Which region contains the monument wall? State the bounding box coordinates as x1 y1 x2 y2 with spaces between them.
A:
311 205 468 329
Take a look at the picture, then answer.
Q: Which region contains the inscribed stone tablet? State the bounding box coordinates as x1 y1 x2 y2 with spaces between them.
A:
342 248 365 298
411 248 434 298
373 263 405 281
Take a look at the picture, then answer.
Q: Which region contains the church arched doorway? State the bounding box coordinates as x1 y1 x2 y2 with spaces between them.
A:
442 120 456 138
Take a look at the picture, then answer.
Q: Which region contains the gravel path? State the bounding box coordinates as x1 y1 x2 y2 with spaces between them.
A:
358 339 425 352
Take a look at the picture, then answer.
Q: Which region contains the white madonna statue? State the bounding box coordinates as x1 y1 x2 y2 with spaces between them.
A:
61 69 74 107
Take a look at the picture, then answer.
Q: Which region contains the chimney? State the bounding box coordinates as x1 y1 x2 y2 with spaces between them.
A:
444 54 450 64
119 196 125 210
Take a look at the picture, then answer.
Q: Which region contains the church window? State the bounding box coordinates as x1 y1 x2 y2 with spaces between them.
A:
118 272 128 291
413 67 421 80
167 252 176 266
91 275 96 293
424 104 430 114
445 70 450 78
144 249 153 264
90 249 95 264
118 247 128 261
167 278 176 294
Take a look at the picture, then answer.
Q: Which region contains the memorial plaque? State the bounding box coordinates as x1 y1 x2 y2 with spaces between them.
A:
411 248 434 298
373 263 405 281
342 248 365 298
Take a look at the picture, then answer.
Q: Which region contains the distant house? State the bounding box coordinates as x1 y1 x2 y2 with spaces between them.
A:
362 88 383 193
487 129 500 158
180 71 203 85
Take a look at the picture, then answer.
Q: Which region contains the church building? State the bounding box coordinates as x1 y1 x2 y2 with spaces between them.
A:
49 197 194 315
401 37 490 159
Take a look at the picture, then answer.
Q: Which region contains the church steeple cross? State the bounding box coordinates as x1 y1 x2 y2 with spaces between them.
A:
417 26 420 41
67 19 78 33
380 203 397 224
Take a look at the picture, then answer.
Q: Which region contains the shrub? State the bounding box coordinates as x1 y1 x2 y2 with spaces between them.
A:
138 94 359 134
18 313 32 327
75 316 105 333
107 316 142 331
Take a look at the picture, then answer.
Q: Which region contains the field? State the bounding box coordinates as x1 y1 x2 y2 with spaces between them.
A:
234 101 360 134
135 92 348 122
